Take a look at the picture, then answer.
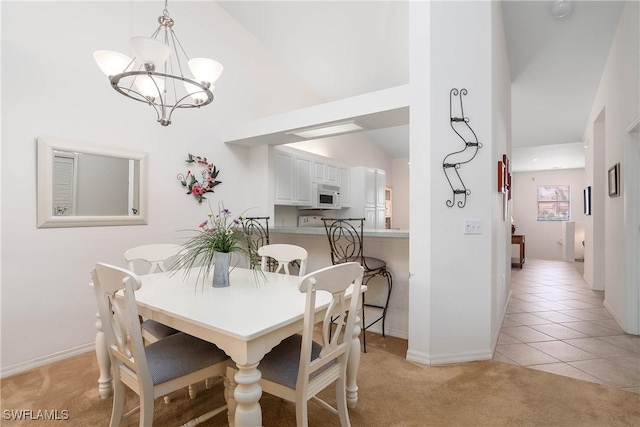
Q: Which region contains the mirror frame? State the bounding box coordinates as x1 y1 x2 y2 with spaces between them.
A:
37 137 149 228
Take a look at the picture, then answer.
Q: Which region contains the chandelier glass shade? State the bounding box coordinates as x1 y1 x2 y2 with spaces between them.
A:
94 1 223 126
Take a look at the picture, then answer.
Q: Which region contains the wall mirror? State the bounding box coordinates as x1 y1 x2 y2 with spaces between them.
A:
37 137 148 228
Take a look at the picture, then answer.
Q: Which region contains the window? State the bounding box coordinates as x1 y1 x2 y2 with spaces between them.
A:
537 185 570 221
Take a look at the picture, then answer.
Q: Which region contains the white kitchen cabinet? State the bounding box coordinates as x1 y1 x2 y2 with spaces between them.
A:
295 157 312 205
376 169 386 208
350 166 386 229
338 167 351 207
275 151 312 206
364 208 376 226
364 168 376 208
312 160 338 185
275 152 294 205
376 208 386 229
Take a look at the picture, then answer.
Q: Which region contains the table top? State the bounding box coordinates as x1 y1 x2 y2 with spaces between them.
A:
134 267 346 342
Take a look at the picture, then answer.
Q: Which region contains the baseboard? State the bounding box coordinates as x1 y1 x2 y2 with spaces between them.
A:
406 348 493 365
602 299 627 332
492 289 513 353
362 324 408 340
1 342 95 379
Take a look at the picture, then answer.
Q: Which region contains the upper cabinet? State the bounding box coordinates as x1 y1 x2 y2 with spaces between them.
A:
275 151 312 206
338 167 351 207
312 161 338 185
275 148 350 208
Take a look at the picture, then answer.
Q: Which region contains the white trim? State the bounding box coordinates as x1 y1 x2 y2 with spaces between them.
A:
0 342 95 379
492 289 513 352
363 324 408 340
603 299 627 333
626 116 639 133
406 348 494 365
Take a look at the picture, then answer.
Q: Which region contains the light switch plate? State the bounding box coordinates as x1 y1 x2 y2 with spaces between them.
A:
464 219 482 234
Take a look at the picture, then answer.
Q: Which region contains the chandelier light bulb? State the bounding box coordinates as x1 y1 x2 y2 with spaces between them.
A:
551 0 573 19
134 75 165 102
184 80 213 105
93 51 133 78
188 58 224 86
129 36 171 71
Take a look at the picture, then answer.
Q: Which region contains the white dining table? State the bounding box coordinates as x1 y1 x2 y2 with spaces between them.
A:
93 267 364 427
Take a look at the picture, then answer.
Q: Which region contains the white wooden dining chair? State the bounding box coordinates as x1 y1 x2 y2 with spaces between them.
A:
91 263 229 427
257 243 308 276
124 244 182 344
227 262 364 427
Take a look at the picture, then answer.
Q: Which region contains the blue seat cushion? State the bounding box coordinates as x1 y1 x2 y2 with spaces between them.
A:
145 332 228 385
258 334 336 390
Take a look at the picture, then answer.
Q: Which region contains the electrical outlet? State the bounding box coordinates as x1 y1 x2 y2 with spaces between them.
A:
464 219 482 234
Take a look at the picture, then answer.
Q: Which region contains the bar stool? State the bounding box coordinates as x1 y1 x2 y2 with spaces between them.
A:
241 216 270 270
322 217 393 352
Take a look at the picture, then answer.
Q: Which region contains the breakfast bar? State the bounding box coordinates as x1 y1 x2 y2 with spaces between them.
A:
270 226 410 340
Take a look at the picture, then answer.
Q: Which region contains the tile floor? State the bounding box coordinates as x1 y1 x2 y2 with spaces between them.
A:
493 258 640 394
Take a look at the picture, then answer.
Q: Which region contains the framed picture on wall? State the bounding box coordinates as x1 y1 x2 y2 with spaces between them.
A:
583 186 591 215
608 163 620 197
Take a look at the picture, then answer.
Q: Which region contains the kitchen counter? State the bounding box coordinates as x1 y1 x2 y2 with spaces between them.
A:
271 226 409 239
269 227 409 339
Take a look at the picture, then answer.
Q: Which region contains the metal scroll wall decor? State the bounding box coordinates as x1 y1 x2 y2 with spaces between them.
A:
442 88 483 208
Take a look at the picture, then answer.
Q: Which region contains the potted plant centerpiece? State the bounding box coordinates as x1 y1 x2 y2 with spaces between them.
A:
174 203 255 288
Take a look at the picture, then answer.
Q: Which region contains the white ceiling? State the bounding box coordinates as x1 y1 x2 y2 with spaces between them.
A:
218 0 624 170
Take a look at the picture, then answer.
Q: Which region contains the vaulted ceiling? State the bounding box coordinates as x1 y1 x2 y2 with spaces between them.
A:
218 1 625 170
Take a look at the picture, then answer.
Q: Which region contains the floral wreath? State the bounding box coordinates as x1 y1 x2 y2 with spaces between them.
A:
177 153 221 203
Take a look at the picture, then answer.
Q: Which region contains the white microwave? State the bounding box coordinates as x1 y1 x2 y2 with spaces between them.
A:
300 183 341 210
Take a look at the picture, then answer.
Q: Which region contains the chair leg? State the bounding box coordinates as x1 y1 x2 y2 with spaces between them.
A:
139 392 155 427
163 395 171 404
295 398 309 427
188 384 197 399
361 294 367 353
109 381 126 427
381 270 393 338
336 376 351 427
360 270 393 352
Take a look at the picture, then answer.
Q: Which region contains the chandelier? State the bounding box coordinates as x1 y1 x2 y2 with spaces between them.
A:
93 0 223 126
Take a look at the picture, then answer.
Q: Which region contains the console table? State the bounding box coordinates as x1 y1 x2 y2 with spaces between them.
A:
512 234 525 268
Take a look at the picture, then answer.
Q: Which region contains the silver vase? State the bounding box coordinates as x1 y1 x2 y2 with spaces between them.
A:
212 251 231 288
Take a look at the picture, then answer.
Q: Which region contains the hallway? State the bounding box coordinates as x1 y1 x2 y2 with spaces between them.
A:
493 259 640 393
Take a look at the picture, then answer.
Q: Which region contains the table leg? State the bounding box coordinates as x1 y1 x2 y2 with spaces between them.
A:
346 311 362 409
233 362 262 427
95 311 112 399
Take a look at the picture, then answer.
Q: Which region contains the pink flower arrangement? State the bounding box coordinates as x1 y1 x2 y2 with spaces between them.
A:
177 153 221 203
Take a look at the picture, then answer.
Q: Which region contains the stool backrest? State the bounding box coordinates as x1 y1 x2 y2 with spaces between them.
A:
322 217 368 268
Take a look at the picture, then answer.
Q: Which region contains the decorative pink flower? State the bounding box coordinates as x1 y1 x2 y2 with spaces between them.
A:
199 221 208 228
192 184 203 195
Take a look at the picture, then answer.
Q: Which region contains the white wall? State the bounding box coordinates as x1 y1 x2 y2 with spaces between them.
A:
0 1 324 375
408 1 511 365
582 0 639 334
511 169 586 261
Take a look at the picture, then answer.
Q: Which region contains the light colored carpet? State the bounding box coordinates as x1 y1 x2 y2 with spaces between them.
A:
2 334 639 426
